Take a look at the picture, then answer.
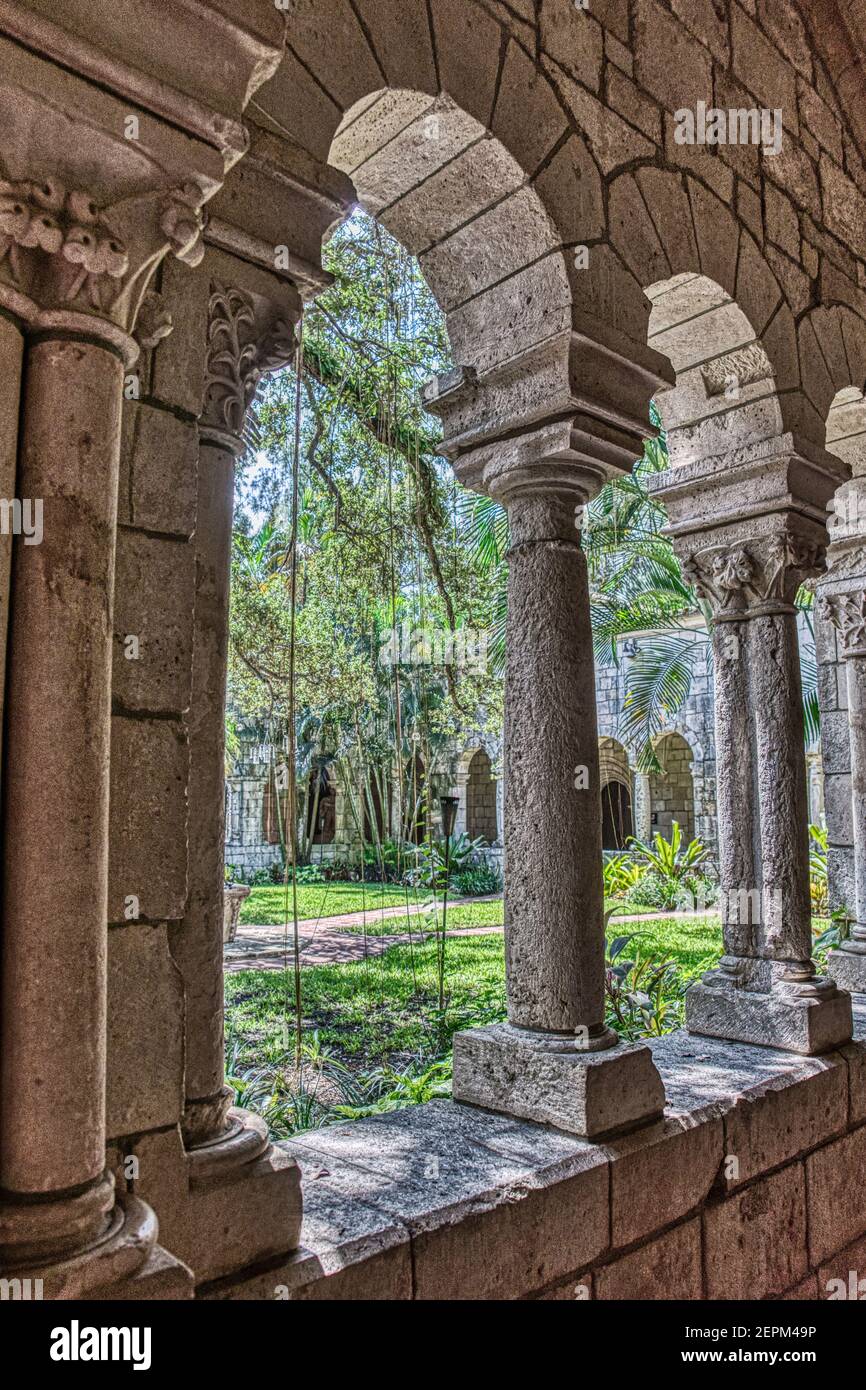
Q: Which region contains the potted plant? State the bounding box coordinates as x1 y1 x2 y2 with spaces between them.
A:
223 866 251 944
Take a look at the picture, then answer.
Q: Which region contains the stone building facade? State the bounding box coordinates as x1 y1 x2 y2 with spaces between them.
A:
224 732 504 877
595 614 824 864
2 0 866 1304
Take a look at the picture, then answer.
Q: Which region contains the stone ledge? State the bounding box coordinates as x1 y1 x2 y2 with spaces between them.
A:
202 1018 866 1301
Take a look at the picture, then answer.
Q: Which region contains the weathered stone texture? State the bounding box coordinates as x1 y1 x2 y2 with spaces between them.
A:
805 1126 866 1265
704 1166 809 1299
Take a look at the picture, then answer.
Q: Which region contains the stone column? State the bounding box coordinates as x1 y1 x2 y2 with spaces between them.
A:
654 443 852 1054
633 772 653 843
0 169 211 1298
820 586 866 993
450 452 665 1136
806 753 825 825
172 280 298 1149
0 323 151 1291
0 310 23 805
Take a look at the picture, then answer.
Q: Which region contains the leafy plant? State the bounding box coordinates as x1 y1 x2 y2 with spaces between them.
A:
814 905 852 957
604 933 686 1038
406 832 488 890
451 863 503 896
808 823 830 916
626 822 709 911
603 852 645 898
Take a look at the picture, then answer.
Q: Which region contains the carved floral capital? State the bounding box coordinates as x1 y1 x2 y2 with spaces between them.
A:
820 590 866 657
201 282 297 449
0 172 206 339
680 530 824 621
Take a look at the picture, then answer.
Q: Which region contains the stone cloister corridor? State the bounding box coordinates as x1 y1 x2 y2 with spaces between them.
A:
2 0 866 1320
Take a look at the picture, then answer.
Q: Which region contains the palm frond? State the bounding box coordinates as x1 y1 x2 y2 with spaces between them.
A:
618 634 700 771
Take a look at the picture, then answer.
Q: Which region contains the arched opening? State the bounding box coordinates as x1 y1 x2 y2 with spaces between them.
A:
649 733 695 844
601 780 633 851
598 737 633 849
465 748 497 843
261 766 284 847
404 750 426 845
306 763 336 845
363 766 390 845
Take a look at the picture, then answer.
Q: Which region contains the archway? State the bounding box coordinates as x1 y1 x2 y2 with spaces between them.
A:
598 736 633 849
601 781 633 852
465 748 498 843
649 733 695 844
306 763 336 845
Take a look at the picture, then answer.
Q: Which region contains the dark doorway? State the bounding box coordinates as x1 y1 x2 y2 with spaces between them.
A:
601 780 633 850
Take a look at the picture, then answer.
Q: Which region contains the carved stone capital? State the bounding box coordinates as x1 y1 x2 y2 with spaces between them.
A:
820 590 866 658
200 281 299 452
134 289 174 350
0 172 207 345
680 529 824 621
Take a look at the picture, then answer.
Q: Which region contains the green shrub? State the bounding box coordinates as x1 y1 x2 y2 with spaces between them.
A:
451 863 503 896
809 823 829 916
603 853 645 898
626 822 710 911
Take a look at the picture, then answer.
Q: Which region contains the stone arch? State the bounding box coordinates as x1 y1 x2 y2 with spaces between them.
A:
464 747 498 844
252 6 671 472
649 731 696 844
608 164 837 457
598 736 633 851
329 87 571 388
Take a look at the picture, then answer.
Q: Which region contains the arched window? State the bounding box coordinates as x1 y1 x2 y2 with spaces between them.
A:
466 749 498 843
649 733 695 843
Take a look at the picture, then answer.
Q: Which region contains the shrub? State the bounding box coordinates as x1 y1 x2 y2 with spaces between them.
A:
626 822 710 911
603 853 645 898
451 863 503 896
605 933 686 1038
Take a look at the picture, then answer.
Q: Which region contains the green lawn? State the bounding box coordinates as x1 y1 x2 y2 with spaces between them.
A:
240 880 412 925
339 895 505 934
225 913 725 1079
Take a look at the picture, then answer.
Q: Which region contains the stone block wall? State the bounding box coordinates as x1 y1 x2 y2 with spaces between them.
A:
465 749 499 843
106 263 200 1146
651 734 696 842
202 1008 866 1302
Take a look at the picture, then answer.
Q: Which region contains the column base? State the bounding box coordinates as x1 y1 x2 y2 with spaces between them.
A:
452 1023 665 1138
827 946 866 997
0 1196 165 1300
686 972 853 1055
129 1108 302 1285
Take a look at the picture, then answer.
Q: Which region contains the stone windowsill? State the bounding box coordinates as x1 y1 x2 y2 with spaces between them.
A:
202 1003 866 1300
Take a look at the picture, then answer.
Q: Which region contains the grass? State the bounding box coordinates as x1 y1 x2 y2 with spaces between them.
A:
225 913 725 1079
240 880 411 925
226 932 508 1074
339 895 506 934
240 881 505 930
